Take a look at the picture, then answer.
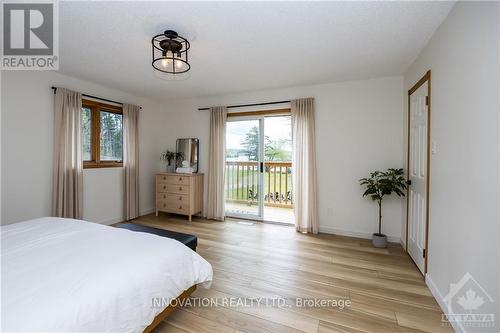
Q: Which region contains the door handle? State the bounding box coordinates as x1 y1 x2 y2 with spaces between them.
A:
260 162 263 173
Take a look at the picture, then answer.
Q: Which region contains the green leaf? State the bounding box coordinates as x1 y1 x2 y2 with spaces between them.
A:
359 167 407 230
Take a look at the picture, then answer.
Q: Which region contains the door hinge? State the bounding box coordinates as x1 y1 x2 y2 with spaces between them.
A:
423 249 426 258
425 96 429 106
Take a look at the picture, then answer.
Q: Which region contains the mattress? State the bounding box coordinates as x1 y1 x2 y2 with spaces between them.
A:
1 217 213 333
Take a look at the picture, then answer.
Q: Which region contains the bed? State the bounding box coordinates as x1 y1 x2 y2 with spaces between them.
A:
1 217 213 333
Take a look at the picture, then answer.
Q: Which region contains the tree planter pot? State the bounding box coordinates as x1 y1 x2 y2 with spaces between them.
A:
372 233 387 248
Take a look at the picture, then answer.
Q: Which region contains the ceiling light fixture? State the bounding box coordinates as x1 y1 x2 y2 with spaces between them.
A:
151 30 190 75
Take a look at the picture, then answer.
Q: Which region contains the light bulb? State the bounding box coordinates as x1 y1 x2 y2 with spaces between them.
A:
161 58 171 69
175 59 184 69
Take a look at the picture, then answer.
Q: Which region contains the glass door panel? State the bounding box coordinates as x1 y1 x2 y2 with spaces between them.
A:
225 119 263 219
263 116 294 224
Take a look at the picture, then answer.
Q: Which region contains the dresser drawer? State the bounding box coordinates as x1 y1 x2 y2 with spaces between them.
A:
157 193 189 204
165 184 189 194
157 182 169 193
166 175 190 186
157 200 189 213
157 174 169 183
157 175 191 185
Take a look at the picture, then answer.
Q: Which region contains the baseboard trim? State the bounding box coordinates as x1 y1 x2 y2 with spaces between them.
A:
319 226 400 243
90 207 156 226
94 216 123 226
140 207 155 216
425 273 466 333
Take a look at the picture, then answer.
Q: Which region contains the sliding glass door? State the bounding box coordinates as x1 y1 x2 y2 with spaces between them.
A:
225 114 294 224
225 118 264 219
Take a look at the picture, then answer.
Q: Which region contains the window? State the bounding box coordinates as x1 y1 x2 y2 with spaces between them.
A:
81 99 123 168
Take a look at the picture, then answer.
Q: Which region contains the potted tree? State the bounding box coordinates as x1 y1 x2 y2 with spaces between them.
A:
160 150 176 173
359 168 406 248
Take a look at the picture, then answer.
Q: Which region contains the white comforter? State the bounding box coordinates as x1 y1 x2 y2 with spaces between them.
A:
1 217 213 333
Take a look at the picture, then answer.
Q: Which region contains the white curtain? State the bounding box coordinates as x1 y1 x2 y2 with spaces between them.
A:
123 104 140 220
207 106 227 220
291 98 319 233
52 88 83 219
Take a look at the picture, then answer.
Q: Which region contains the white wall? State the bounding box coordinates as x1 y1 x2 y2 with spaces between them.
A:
1 71 162 225
157 76 405 241
1 70 405 239
403 2 500 332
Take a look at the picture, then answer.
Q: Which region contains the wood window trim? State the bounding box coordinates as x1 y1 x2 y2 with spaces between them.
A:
82 99 123 169
227 108 291 118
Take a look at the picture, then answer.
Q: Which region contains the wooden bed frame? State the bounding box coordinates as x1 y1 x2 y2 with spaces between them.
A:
143 285 197 333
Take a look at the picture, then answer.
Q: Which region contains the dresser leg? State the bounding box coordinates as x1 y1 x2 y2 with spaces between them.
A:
156 208 158 217
188 215 192 223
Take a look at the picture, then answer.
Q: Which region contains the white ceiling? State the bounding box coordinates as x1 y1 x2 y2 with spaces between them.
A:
59 1 454 100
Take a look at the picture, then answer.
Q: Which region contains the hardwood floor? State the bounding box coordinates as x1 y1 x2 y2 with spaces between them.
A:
134 214 453 333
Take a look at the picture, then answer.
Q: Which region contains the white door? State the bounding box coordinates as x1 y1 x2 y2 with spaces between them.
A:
408 81 429 274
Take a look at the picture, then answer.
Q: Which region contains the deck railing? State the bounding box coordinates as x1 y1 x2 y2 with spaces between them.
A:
225 161 293 208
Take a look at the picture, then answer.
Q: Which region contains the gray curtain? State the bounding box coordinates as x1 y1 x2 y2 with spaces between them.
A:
207 106 227 220
291 98 319 233
123 104 140 220
52 88 83 219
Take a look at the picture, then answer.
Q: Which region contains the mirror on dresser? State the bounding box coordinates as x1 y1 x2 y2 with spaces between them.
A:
176 138 199 173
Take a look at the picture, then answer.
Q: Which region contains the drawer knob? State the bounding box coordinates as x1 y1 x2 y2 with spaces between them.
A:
179 187 182 191
179 196 182 200
163 195 166 199
163 204 166 207
178 205 182 209
179 177 182 181
163 185 166 189
163 177 166 180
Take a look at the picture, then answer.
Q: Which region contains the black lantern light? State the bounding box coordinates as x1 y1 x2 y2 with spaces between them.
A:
152 30 190 74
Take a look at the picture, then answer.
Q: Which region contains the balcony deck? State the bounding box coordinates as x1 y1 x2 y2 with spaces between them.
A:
225 202 294 224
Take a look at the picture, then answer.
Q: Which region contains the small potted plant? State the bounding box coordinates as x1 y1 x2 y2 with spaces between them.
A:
175 152 184 168
359 168 406 248
160 150 176 173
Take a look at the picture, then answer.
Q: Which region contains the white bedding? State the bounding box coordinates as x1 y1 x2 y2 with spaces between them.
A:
1 217 213 333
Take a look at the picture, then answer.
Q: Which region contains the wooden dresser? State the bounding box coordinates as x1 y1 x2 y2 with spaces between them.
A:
155 173 204 222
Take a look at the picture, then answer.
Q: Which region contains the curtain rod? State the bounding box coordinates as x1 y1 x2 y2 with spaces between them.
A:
197 100 291 111
51 87 142 109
